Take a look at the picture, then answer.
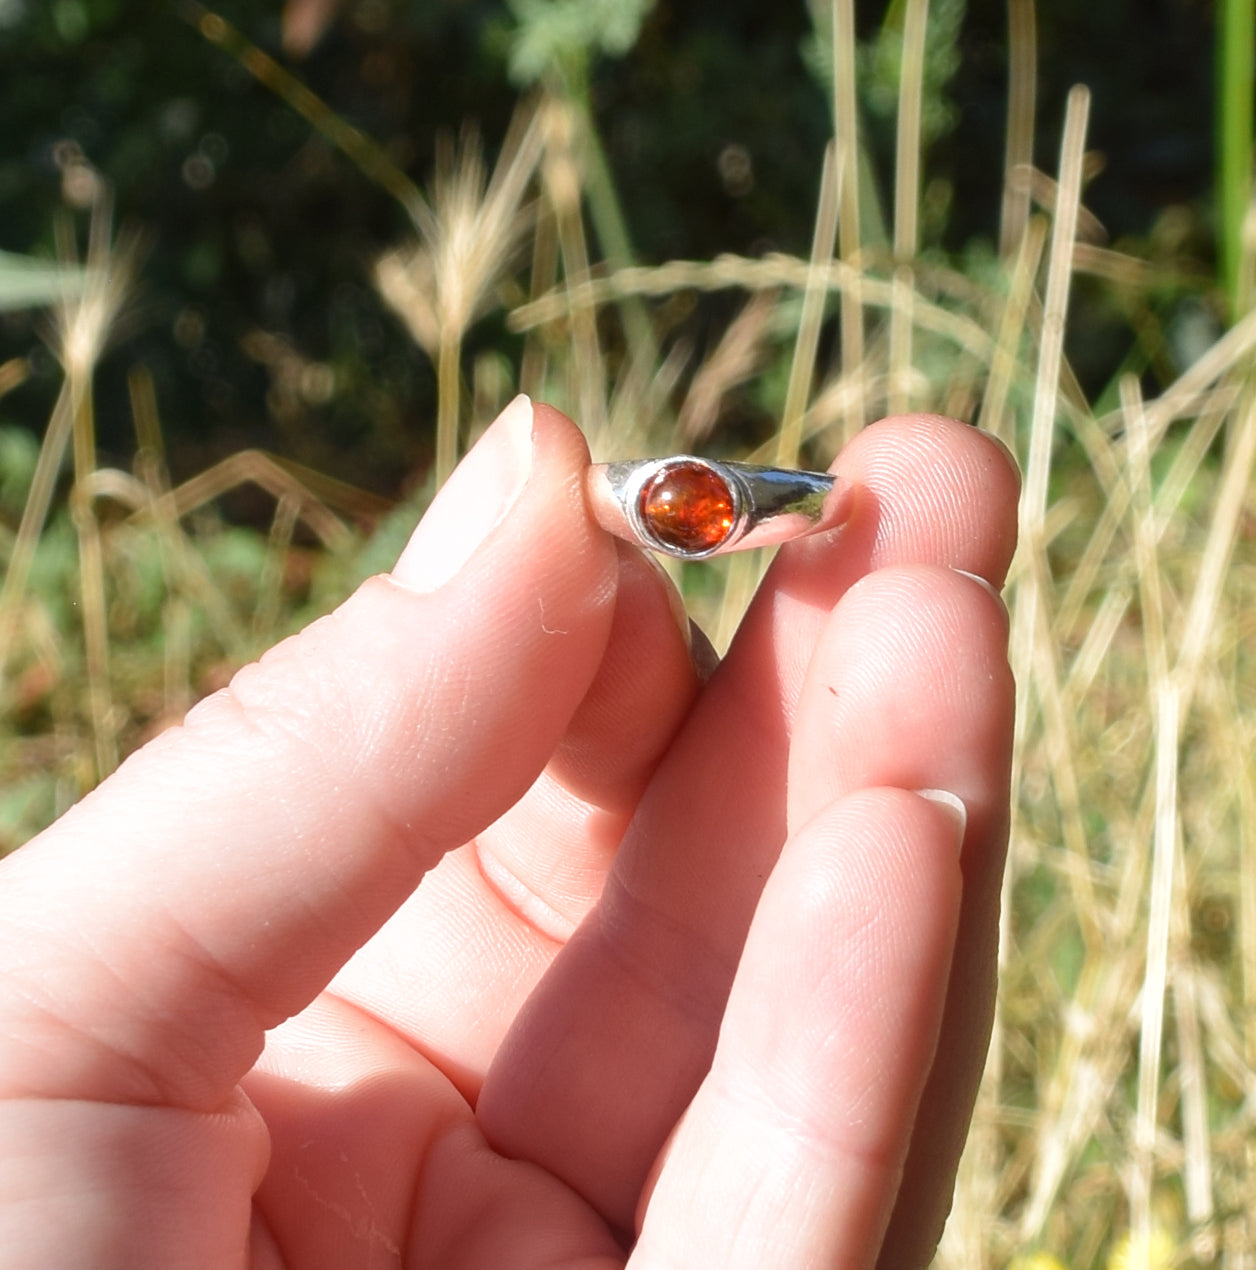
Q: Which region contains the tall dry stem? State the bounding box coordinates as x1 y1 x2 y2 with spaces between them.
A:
831 0 866 438
1000 0 1037 258
375 110 544 484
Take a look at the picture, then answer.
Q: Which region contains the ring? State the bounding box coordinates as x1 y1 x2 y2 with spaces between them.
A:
584 455 844 561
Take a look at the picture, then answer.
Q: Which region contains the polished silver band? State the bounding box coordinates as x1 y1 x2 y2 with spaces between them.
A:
585 455 844 561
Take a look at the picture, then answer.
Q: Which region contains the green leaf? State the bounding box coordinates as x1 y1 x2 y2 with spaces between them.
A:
507 0 655 86
0 250 89 312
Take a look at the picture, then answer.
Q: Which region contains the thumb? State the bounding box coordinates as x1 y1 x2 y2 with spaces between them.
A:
0 396 619 1109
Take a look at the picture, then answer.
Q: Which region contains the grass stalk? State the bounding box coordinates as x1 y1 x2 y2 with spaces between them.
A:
776 142 839 469
1000 0 1037 258
543 111 608 449
976 215 1046 441
0 380 76 677
129 367 194 717
890 0 924 422
1007 84 1091 934
831 0 866 437
1173 387 1256 715
565 92 659 376
68 376 117 780
1009 84 1088 708
0 356 27 399
893 0 927 262
254 494 301 640
511 253 998 365
1124 373 1174 1261
888 268 915 416
520 196 560 399
1172 908 1214 1235
1128 679 1179 1262
1216 0 1255 314
677 291 776 445
711 142 843 655
1020 83 1090 530
182 1 429 228
435 331 462 487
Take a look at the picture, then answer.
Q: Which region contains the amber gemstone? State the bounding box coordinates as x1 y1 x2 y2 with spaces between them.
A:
637 461 735 554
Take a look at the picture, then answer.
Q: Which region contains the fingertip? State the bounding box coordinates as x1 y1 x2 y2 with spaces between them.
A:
391 394 536 593
843 413 1021 583
393 396 612 599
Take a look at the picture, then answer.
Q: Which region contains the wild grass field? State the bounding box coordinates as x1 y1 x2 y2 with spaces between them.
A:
1 3 1254 1266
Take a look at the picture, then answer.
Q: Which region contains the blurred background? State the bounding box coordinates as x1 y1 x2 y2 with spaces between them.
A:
0 0 1221 490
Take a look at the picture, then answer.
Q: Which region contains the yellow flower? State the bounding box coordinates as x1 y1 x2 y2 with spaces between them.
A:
1008 1255 1069 1270
1106 1226 1175 1270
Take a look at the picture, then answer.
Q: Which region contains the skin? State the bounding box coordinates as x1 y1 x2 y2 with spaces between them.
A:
0 397 1018 1269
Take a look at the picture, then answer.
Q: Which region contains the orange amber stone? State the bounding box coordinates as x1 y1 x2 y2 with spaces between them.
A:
638 461 735 554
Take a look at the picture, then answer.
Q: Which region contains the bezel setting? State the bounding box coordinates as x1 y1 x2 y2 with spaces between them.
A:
623 457 748 560
585 454 843 562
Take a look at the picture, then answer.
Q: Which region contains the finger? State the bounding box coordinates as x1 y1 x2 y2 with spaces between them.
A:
328 540 700 1095
631 788 965 1270
788 566 1014 1266
735 413 1018 718
0 396 619 1109
479 417 1018 1228
788 564 1013 828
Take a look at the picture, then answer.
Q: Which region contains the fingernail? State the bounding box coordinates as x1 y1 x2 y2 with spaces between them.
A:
985 430 1023 490
824 473 857 529
915 787 968 852
951 567 1010 626
687 620 720 683
804 473 857 542
391 394 534 593
951 567 1002 602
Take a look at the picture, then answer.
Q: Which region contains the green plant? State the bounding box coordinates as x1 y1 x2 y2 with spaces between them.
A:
1216 0 1254 315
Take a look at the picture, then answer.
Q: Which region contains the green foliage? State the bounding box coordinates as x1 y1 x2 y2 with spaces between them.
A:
506 0 656 85
0 250 87 311
0 426 39 516
856 0 964 145
1215 0 1255 313
802 0 965 147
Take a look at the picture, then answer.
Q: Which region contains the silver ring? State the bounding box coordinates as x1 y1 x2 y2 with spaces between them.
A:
584 455 845 561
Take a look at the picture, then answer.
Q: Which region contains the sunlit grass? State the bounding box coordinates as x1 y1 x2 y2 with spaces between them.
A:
2 4 1255 1266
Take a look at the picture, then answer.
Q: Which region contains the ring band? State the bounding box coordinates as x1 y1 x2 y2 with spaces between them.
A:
585 455 844 561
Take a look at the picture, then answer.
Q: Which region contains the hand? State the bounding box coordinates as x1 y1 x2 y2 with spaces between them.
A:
0 396 1017 1268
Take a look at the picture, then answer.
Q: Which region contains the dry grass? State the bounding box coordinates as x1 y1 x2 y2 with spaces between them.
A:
2 5 1254 1267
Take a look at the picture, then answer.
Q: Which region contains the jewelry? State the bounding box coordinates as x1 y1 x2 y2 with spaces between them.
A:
584 455 844 561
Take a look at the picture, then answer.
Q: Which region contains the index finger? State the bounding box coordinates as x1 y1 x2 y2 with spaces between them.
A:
0 398 620 1110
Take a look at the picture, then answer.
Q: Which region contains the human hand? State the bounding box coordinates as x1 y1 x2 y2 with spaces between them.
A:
0 395 1017 1268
